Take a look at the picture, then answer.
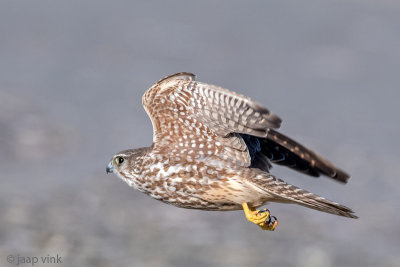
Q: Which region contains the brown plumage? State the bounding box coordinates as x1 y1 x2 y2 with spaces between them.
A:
107 72 357 223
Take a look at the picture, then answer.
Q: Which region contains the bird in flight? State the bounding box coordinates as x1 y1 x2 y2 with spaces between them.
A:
106 72 357 231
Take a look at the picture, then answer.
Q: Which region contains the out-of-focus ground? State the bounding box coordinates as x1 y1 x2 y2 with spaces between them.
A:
1 1 399 266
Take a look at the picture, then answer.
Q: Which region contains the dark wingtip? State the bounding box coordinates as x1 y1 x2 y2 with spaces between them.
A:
350 213 359 219
341 208 358 219
332 168 351 184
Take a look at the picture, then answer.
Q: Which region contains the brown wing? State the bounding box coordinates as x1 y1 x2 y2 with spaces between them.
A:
142 72 281 167
142 73 350 184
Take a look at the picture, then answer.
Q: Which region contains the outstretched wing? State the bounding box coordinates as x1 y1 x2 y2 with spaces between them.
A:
142 73 350 184
142 72 281 166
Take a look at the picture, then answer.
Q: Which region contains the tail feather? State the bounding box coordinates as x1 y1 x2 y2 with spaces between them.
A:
285 192 358 219
247 170 358 219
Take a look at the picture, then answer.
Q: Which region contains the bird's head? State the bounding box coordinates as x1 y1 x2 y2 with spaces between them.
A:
106 148 149 178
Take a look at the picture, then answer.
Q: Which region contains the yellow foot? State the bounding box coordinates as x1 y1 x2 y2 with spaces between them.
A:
242 202 278 231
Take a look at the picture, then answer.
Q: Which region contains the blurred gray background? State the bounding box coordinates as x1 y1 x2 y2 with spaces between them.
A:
1 1 399 266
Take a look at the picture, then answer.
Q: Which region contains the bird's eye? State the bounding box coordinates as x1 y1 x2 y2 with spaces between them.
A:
115 156 124 165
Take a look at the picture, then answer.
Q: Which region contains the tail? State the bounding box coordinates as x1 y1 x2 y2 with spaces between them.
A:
247 170 358 219
281 188 359 219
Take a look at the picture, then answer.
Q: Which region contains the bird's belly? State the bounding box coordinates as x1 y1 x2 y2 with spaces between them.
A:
137 172 269 210
199 177 270 208
140 177 244 211
129 159 271 210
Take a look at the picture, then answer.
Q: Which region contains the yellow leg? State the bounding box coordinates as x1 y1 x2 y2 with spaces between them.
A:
242 202 278 231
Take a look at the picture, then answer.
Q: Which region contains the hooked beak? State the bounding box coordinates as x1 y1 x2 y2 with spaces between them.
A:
106 161 114 174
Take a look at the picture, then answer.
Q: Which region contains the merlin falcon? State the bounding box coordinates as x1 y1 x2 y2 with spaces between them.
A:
106 72 357 231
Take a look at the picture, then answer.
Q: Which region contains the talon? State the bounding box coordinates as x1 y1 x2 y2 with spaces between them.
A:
266 215 277 225
257 208 270 214
242 203 278 231
271 217 278 230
